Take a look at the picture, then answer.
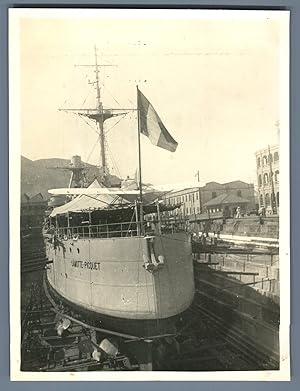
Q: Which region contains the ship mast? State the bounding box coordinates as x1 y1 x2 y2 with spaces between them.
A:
94 46 107 177
59 46 128 184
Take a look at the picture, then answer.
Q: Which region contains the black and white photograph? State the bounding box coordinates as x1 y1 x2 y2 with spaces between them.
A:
9 8 290 380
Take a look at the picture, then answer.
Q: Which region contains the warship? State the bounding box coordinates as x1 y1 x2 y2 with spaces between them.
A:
43 48 195 337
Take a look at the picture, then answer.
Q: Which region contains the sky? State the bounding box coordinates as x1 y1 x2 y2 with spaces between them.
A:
18 10 284 186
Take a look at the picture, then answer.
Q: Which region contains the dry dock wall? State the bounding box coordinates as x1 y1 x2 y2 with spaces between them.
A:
194 254 280 359
198 252 280 303
199 216 279 240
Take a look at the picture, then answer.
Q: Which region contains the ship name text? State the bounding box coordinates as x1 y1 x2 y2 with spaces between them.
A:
71 260 101 271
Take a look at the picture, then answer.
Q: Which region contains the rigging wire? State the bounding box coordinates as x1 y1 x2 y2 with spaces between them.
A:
111 195 121 205
127 97 136 108
101 82 123 108
81 194 116 207
104 113 128 135
80 83 95 109
85 134 101 164
58 99 68 110
77 114 99 135
106 140 122 179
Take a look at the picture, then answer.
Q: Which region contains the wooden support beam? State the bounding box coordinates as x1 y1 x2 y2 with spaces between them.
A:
209 270 259 276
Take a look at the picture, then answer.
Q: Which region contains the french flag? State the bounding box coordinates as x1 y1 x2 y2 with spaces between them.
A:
137 88 178 153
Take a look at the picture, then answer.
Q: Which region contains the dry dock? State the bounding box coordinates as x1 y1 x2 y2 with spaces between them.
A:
21 222 279 372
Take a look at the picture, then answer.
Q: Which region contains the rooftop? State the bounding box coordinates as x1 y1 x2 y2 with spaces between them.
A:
204 193 250 207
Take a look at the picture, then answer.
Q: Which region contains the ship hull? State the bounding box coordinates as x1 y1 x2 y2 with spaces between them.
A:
45 277 183 337
45 232 194 330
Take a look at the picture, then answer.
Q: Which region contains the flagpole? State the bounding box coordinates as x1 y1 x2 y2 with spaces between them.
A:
136 86 144 234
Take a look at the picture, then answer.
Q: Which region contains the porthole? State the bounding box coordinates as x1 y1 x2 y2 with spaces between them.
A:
77 248 80 254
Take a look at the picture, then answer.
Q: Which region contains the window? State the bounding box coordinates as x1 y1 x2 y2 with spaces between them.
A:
237 190 242 197
257 157 261 168
265 193 270 206
274 151 279 161
263 155 268 166
264 173 269 185
258 175 262 187
260 194 264 206
212 192 217 199
196 193 199 200
276 192 279 206
275 170 279 184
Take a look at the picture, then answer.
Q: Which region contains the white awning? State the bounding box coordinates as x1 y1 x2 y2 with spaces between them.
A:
49 180 130 217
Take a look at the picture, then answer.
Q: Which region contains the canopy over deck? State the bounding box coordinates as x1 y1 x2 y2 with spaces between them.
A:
49 180 131 217
49 180 182 218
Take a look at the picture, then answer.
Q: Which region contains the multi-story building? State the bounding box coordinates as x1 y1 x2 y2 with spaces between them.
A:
21 192 48 229
255 144 279 212
163 187 202 219
162 180 255 219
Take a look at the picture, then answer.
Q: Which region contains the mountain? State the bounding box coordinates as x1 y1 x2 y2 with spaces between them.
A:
21 156 121 200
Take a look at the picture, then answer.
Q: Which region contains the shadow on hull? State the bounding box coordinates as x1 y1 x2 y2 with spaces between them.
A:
45 277 184 338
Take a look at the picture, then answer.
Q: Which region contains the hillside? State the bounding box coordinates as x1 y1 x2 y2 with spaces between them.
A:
21 156 121 200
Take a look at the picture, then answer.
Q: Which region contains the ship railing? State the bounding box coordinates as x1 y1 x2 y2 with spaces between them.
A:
55 218 188 240
144 218 188 234
55 221 139 240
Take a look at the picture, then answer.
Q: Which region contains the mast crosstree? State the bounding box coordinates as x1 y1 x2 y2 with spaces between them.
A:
59 46 129 182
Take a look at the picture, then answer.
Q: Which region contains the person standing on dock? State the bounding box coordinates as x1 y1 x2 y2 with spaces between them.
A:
259 205 266 217
235 206 241 218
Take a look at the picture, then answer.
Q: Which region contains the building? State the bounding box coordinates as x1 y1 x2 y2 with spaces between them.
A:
201 181 255 213
163 187 202 219
21 192 48 228
255 144 279 213
162 180 255 219
203 193 253 217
